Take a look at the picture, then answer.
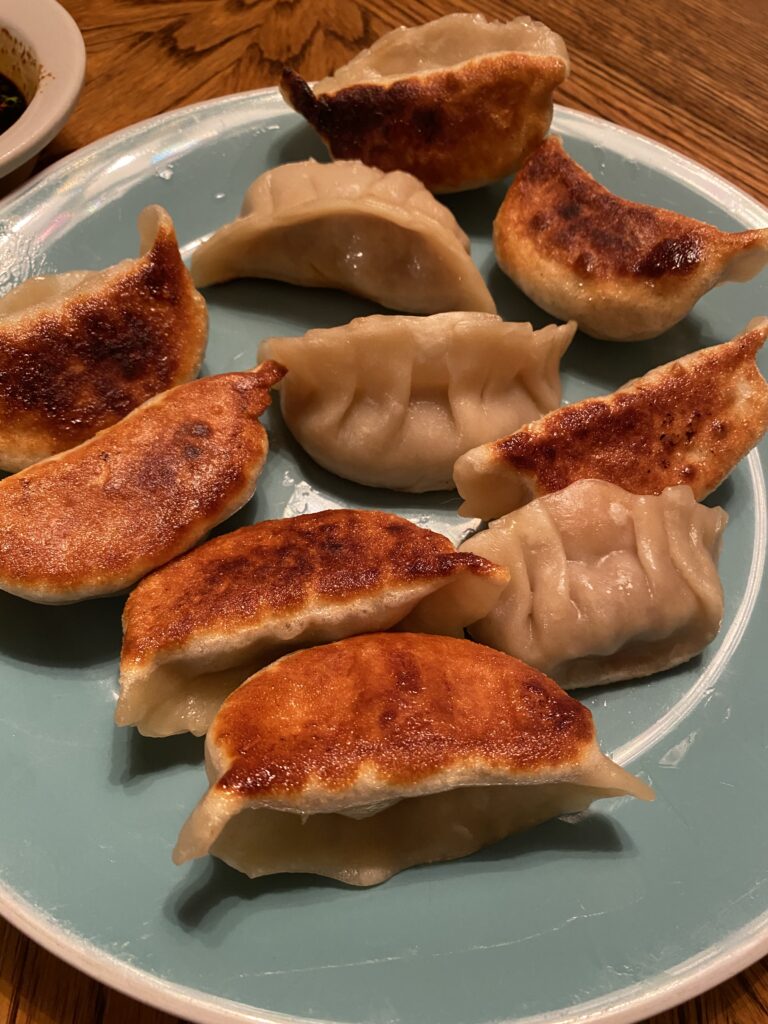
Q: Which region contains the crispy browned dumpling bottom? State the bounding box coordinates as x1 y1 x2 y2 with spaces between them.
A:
0 362 284 603
494 136 768 340
455 321 768 520
0 206 208 471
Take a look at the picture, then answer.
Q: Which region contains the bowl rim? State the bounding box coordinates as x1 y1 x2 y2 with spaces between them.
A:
0 0 85 176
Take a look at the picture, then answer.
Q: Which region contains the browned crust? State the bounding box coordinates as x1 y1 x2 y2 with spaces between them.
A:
0 219 207 468
491 324 768 499
0 362 285 596
212 633 595 798
281 52 567 192
495 136 767 281
122 509 504 664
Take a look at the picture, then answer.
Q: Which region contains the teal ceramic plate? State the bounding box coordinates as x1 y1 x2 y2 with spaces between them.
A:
0 90 766 1024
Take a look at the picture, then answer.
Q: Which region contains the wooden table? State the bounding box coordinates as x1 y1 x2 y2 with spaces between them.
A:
2 1 767 1022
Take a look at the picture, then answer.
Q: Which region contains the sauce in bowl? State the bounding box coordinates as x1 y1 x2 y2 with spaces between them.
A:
0 73 27 134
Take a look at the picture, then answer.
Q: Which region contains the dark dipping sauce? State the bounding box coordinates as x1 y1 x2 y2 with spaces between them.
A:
0 73 27 134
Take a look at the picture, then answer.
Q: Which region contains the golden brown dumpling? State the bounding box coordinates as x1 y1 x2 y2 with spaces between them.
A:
455 321 768 520
494 137 768 341
280 14 569 193
116 509 509 737
173 633 653 885
0 207 207 472
0 362 285 604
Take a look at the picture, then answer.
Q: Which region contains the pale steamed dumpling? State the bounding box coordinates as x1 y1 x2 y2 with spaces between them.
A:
191 159 495 314
312 14 570 88
459 480 727 687
260 313 575 492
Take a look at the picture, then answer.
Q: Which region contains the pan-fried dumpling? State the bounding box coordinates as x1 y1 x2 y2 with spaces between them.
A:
280 14 569 193
455 321 768 520
116 509 509 737
460 481 726 688
494 137 768 341
190 160 495 314
260 313 575 492
173 633 653 885
0 206 208 472
0 362 285 604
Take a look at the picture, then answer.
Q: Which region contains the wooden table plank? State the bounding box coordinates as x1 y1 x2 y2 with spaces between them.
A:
2 1 767 1023
44 0 768 204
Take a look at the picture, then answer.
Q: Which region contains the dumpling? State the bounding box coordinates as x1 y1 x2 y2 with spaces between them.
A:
0 206 208 472
173 633 653 885
0 362 285 604
494 137 768 341
460 481 726 688
280 14 570 193
190 159 495 314
116 509 509 737
455 321 768 520
260 313 575 492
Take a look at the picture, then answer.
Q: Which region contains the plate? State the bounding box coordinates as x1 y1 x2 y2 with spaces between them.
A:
0 89 767 1024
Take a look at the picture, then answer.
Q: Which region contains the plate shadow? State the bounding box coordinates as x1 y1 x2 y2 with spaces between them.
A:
0 590 123 668
204 277 382 336
271 121 330 166
165 812 631 939
110 726 204 788
167 859 351 937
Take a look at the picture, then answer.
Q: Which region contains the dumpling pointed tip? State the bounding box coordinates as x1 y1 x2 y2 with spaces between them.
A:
248 359 288 390
589 753 655 803
621 771 656 803
136 204 175 254
745 315 768 338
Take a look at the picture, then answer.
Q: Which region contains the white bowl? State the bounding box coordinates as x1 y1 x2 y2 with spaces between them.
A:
0 0 85 188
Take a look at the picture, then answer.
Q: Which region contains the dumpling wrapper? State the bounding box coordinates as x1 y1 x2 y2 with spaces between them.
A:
455 321 768 520
190 159 495 314
260 313 575 492
0 206 208 472
0 362 285 604
494 137 768 341
173 633 653 886
460 481 726 687
117 509 509 737
281 13 569 193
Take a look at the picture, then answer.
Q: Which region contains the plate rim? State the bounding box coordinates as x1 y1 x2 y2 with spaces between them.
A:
1 87 767 1024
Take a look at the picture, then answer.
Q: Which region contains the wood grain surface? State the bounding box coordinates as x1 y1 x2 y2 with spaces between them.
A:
2 1 768 1023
